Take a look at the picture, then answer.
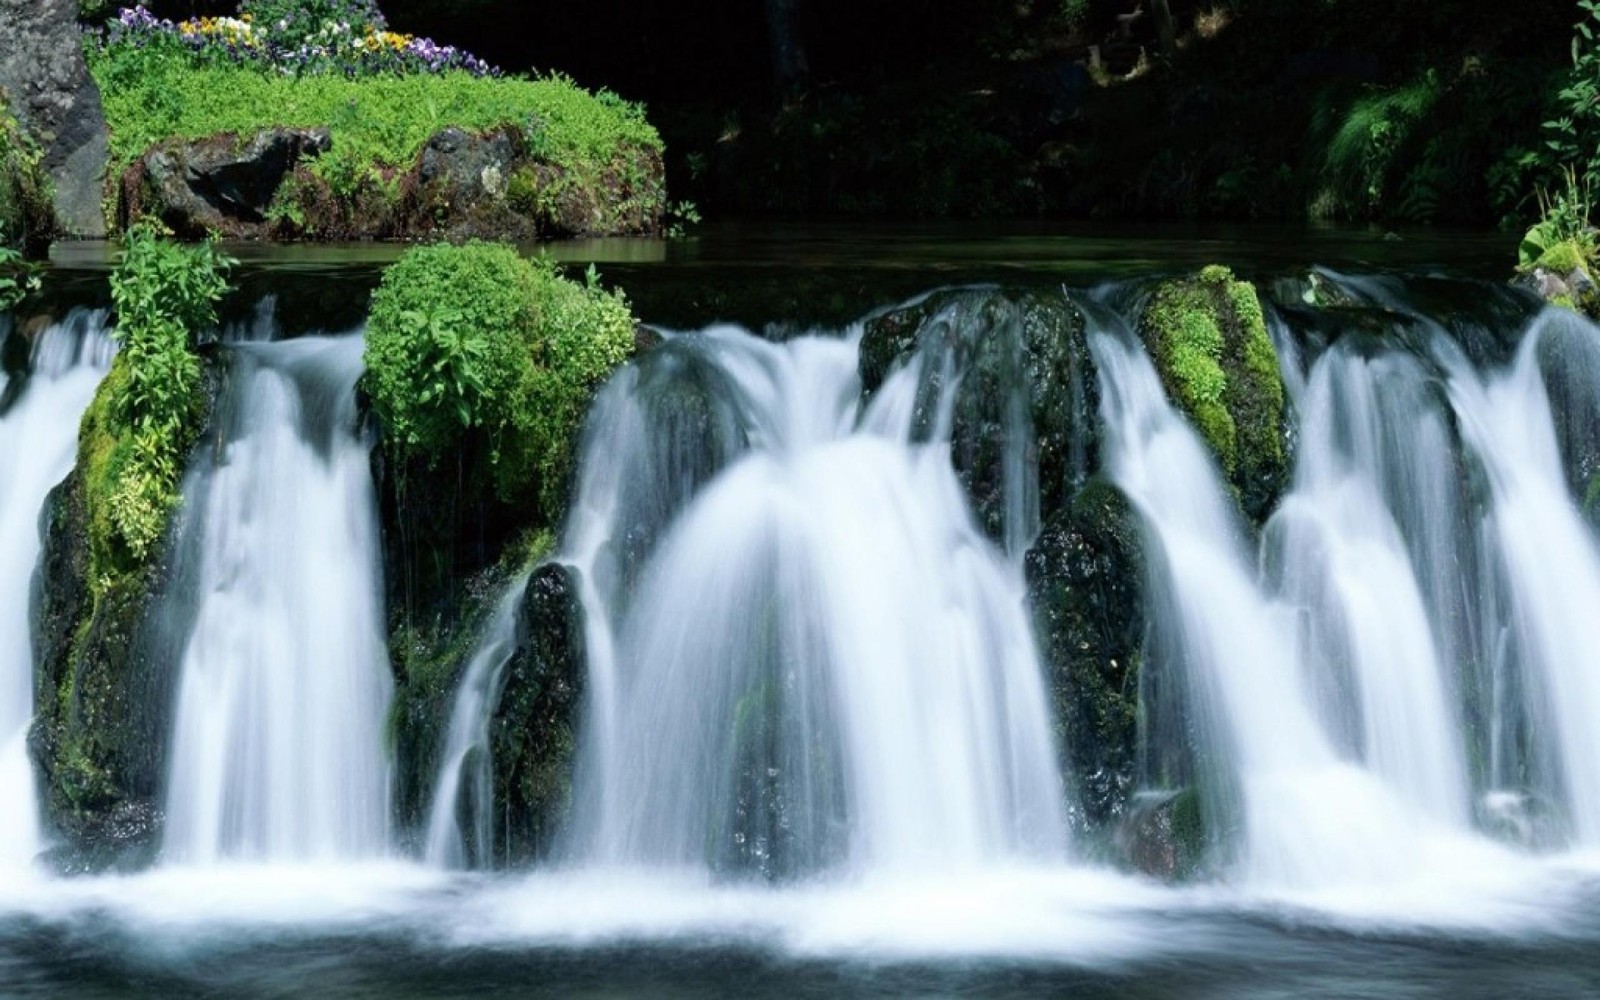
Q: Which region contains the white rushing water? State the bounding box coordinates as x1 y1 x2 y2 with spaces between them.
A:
563 326 1066 878
1445 310 1600 845
0 312 114 870
163 335 393 864
1094 326 1432 888
1265 346 1469 828
424 575 529 869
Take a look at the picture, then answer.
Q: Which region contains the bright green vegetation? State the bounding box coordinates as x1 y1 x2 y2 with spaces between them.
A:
1141 265 1285 516
0 108 52 254
86 224 231 582
363 241 634 512
87 31 663 223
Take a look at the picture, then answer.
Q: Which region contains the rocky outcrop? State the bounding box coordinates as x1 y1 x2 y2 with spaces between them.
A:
860 287 1097 547
1025 479 1144 828
29 355 223 873
1138 266 1289 521
0 0 110 238
490 562 586 865
120 128 332 239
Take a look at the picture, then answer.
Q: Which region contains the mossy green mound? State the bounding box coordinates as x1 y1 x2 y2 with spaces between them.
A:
363 240 634 514
1139 266 1287 519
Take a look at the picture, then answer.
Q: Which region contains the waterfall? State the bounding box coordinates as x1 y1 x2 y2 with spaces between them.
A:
424 575 529 869
1263 345 1469 827
1445 309 1600 844
1094 325 1426 888
562 327 1067 879
0 312 114 869
162 335 393 864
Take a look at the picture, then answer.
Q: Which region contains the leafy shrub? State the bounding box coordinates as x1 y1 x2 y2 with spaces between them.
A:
239 0 387 50
85 223 232 578
363 242 634 511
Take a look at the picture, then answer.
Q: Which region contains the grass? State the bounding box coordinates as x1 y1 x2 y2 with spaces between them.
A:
88 38 662 205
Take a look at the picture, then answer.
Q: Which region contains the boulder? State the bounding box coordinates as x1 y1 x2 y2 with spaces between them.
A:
860 287 1096 550
121 128 332 238
490 561 586 865
1025 478 1144 828
0 0 110 238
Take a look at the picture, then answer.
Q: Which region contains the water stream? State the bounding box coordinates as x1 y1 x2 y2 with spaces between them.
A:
0 312 114 871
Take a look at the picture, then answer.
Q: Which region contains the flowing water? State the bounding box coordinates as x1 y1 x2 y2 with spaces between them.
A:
0 312 114 872
162 335 393 864
424 575 529 869
565 328 1066 878
17 251 1600 995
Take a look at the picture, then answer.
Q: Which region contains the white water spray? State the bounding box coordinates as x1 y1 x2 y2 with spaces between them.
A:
0 312 114 869
163 336 392 864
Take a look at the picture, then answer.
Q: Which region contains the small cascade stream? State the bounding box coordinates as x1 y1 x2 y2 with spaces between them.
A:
162 335 393 864
0 312 114 870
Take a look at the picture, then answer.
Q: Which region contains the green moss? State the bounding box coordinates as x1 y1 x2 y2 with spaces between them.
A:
363 242 634 514
1140 266 1287 518
1535 238 1593 277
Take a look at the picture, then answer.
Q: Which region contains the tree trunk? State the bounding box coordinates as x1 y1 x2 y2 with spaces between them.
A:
765 0 809 98
1150 0 1176 56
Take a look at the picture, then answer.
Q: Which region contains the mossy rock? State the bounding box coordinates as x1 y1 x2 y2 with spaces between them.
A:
489 561 586 865
1139 266 1288 520
364 242 635 623
860 287 1096 546
30 356 224 872
1024 477 1144 831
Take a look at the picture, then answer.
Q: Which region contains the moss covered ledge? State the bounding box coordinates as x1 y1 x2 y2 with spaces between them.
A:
31 227 231 871
1138 265 1288 520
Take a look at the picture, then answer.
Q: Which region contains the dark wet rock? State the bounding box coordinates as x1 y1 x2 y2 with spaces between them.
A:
28 357 224 871
121 128 332 238
1025 478 1144 829
491 561 586 865
0 0 109 238
36 800 163 876
860 287 1096 547
1114 788 1205 880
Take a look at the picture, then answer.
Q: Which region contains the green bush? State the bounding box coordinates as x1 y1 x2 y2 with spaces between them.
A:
85 223 231 580
238 0 387 50
363 242 634 512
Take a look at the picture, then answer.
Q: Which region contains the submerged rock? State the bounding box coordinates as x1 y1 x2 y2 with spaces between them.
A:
490 561 586 865
120 128 332 239
0 0 109 238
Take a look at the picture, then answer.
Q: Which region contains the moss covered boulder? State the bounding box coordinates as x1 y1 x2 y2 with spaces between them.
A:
30 231 229 870
860 287 1096 549
364 241 633 622
1138 266 1288 520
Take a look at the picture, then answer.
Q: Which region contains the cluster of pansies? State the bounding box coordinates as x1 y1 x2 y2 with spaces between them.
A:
93 5 497 78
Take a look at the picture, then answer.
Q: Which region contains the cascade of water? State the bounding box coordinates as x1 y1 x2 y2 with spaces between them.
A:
1445 309 1600 843
1264 346 1469 827
0 312 115 869
424 575 529 869
563 326 1067 879
163 335 393 864
1094 326 1421 888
